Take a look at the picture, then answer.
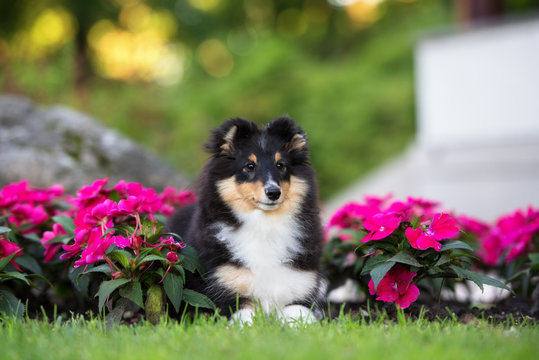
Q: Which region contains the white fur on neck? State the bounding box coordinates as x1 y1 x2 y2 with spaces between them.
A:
214 209 317 313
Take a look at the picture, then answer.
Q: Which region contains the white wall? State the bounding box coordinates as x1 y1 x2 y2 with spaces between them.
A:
326 18 539 222
416 19 539 149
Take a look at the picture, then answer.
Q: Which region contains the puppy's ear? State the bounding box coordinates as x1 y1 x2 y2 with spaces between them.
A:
205 118 258 156
267 116 307 152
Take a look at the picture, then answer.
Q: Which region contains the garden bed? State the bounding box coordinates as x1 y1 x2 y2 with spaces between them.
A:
329 296 538 325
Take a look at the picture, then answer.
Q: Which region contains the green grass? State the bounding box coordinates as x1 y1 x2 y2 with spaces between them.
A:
1 311 538 360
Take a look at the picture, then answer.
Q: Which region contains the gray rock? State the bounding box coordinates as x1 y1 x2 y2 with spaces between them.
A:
0 94 190 193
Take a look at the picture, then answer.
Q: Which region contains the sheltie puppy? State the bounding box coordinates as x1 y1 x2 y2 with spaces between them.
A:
168 116 327 324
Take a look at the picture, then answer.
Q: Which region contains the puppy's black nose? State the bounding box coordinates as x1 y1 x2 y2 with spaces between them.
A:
265 186 281 201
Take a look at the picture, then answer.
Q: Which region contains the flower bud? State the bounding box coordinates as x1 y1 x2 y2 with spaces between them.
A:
166 251 178 263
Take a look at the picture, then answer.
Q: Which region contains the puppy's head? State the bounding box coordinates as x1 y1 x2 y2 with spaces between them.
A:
205 116 311 214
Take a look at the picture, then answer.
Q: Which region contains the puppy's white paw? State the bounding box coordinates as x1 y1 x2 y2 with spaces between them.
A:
279 305 318 326
230 308 255 327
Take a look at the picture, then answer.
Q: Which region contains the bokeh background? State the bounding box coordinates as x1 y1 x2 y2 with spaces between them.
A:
1 0 538 201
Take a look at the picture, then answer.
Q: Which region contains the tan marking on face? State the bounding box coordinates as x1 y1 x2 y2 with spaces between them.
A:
220 126 237 154
214 264 254 297
217 177 265 212
248 154 257 164
265 175 309 216
275 152 282 163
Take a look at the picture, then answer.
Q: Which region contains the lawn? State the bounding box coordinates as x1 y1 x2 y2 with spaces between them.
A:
1 312 538 360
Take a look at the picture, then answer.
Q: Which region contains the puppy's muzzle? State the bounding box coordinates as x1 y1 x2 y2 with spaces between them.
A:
264 185 281 202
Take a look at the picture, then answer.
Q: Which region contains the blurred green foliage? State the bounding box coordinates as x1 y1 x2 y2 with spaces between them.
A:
3 0 532 198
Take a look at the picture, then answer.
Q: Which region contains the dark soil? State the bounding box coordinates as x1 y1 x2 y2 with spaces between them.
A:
328 296 538 325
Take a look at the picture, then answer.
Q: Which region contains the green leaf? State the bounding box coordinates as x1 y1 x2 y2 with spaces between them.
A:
478 273 513 293
163 272 184 313
13 254 43 276
52 216 75 234
528 253 539 265
441 241 474 252
182 289 215 310
0 272 30 285
153 214 168 225
77 264 112 283
370 261 395 292
0 289 24 317
173 265 186 283
96 278 131 311
449 265 484 291
22 233 42 244
411 215 424 229
434 254 451 267
181 246 204 275
0 250 21 272
389 251 422 267
107 250 132 270
119 281 144 309
0 226 11 234
361 254 392 275
139 254 166 265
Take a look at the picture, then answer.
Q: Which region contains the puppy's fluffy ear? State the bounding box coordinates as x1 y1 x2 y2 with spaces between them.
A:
267 116 307 152
205 118 258 156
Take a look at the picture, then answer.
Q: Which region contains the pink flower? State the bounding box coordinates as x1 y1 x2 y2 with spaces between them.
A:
368 264 419 308
361 213 402 242
166 252 178 263
112 235 130 248
0 181 26 208
159 188 196 216
41 223 67 262
114 181 143 197
73 178 109 208
157 236 186 251
0 239 23 271
83 199 117 226
74 230 114 268
405 213 459 251
457 215 490 238
478 207 539 265
8 203 48 230
115 196 143 215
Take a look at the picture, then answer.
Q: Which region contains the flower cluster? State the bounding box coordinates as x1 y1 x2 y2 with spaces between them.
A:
0 180 65 229
464 207 539 266
326 195 458 252
56 178 193 269
0 180 68 266
0 178 212 319
323 194 509 309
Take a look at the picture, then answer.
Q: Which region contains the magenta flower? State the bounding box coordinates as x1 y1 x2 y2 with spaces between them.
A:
74 230 114 268
159 188 196 216
83 199 117 226
114 180 143 197
477 207 539 265
0 239 22 271
405 213 459 251
112 235 130 248
166 251 179 263
361 213 402 242
41 223 67 262
368 264 419 308
8 204 48 228
73 178 109 208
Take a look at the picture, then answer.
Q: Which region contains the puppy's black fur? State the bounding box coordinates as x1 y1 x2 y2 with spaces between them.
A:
169 116 326 320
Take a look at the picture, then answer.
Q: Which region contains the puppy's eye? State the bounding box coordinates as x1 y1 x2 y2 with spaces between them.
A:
276 162 286 170
244 162 256 172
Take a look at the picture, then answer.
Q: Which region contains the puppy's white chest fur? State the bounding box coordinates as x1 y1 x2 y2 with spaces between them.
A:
214 210 317 311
